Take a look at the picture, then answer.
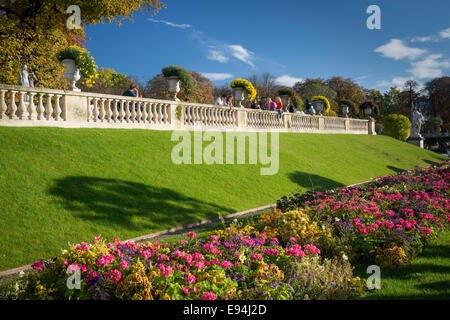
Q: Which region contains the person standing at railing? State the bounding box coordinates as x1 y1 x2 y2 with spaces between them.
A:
267 98 276 111
122 84 139 121
215 95 226 106
304 100 315 115
225 95 233 107
275 97 283 119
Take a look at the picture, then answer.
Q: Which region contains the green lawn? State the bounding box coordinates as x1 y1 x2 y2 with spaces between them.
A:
0 127 447 270
355 231 450 300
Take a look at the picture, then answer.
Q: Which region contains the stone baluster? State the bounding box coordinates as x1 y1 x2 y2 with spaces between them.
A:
124 101 131 122
99 98 105 122
105 99 112 122
92 98 99 122
36 93 44 120
16 91 27 119
118 100 124 122
164 104 169 124
28 92 36 120
111 100 118 122
45 94 53 120
129 100 136 123
0 90 7 119
135 101 141 123
156 103 162 123
147 103 155 123
54 94 62 121
141 102 148 123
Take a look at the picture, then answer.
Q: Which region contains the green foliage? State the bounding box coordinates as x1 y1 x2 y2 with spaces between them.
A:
161 66 193 95
383 114 412 141
300 83 336 103
0 0 165 88
277 87 296 97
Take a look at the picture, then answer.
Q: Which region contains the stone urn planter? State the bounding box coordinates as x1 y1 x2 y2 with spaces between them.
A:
313 100 324 115
232 87 245 108
364 107 372 119
62 59 81 92
341 105 349 118
280 95 289 112
167 76 181 101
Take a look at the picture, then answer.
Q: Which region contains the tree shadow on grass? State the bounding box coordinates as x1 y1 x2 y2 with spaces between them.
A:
386 165 408 174
49 176 235 232
288 171 345 192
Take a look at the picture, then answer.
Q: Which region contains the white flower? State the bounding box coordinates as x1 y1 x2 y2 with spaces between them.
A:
335 217 341 222
61 249 68 254
342 254 348 261
19 271 25 278
15 282 20 292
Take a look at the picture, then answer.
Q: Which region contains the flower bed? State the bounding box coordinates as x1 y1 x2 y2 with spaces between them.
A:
3 163 448 300
276 162 449 266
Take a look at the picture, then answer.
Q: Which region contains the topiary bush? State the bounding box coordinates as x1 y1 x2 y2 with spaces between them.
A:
383 114 411 141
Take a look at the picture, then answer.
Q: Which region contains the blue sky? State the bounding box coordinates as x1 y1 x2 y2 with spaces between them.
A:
85 0 450 92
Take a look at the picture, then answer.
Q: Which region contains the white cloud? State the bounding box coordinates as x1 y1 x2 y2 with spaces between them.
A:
408 54 450 79
440 27 450 39
201 73 233 81
275 75 303 87
374 39 426 60
374 77 411 89
148 18 192 29
207 50 229 63
411 36 435 43
227 45 255 68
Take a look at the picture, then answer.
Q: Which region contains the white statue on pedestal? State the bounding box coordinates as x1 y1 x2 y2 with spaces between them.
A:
410 105 424 139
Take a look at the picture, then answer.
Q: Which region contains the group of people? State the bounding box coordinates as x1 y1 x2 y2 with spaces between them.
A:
121 83 318 117
215 94 317 117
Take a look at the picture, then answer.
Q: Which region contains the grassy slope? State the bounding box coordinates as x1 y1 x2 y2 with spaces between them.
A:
0 127 447 270
355 231 450 300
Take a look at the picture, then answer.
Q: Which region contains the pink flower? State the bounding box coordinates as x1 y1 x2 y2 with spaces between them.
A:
289 237 297 243
119 260 128 269
209 235 219 241
251 254 263 260
187 232 197 239
31 261 43 271
201 292 216 300
220 261 233 268
182 288 189 295
185 275 196 283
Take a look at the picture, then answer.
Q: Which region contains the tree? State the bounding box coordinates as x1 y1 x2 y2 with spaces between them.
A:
425 77 450 131
293 78 327 96
326 76 365 110
246 73 278 99
78 67 131 95
370 87 403 117
0 0 165 88
144 70 214 104
213 85 232 98
299 83 337 112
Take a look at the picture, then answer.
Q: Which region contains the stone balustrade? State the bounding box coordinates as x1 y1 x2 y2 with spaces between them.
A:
0 84 376 134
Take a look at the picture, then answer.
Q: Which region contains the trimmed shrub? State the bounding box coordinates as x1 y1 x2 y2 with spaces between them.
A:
383 114 411 141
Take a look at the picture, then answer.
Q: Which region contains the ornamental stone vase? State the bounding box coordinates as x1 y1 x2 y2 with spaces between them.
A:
364 107 372 119
167 76 181 101
62 59 81 92
314 100 324 115
280 95 289 112
232 87 245 108
341 105 349 118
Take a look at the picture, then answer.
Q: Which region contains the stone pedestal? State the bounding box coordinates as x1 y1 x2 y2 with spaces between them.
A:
407 137 424 148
